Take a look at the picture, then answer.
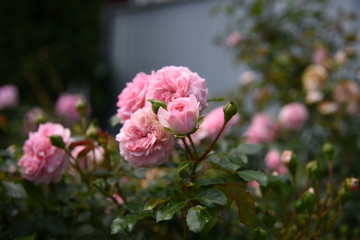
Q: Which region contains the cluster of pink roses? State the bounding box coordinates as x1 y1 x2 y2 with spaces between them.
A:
244 102 309 144
116 66 209 168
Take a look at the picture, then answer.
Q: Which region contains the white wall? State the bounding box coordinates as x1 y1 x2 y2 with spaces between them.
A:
106 0 241 98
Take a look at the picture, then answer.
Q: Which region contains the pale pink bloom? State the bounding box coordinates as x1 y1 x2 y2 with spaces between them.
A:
69 145 104 174
239 71 256 86
318 101 338 115
306 90 324 104
334 50 347 64
146 66 208 112
55 93 90 121
302 65 328 91
107 193 124 205
265 150 281 170
227 31 242 48
247 180 260 189
265 149 288 176
244 113 279 144
312 47 328 64
23 107 45 133
0 84 19 110
18 123 71 184
280 150 293 165
116 72 150 123
158 95 199 135
116 107 174 168
333 81 359 103
190 106 239 145
278 102 309 130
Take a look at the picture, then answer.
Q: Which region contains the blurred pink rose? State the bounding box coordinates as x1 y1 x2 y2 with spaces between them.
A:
0 84 19 110
318 101 338 115
302 65 328 91
69 145 104 174
334 50 347 64
265 150 288 176
18 123 71 184
116 107 174 168
239 71 256 86
306 90 324 104
312 47 328 64
158 95 199 135
190 106 240 145
55 93 90 121
227 31 242 48
116 72 150 123
146 66 208 112
333 81 359 103
244 113 279 144
23 107 45 133
247 180 260 189
278 102 309 130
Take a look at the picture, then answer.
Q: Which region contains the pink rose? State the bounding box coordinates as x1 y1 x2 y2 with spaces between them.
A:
146 66 208 112
312 47 328 64
265 150 288 176
278 102 309 130
190 106 240 145
227 31 242 48
158 95 199 135
18 123 71 184
55 93 90 121
116 107 174 168
0 84 19 110
244 113 279 144
69 145 104 174
116 72 150 123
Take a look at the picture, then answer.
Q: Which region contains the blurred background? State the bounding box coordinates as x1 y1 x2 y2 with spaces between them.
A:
1 0 359 123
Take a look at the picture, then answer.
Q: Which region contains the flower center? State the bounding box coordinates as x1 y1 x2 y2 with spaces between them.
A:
174 104 185 112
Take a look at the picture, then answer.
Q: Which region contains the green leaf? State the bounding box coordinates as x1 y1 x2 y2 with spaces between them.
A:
238 170 268 187
202 207 220 233
2 182 27 198
227 154 248 167
186 205 212 233
156 199 189 223
207 154 241 172
144 198 167 211
216 183 256 226
49 135 65 149
266 175 293 195
194 178 225 186
109 114 120 127
177 161 192 173
195 189 227 208
236 144 263 155
111 214 141 234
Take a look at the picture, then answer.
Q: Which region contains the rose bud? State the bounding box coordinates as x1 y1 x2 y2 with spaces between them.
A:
158 94 199 135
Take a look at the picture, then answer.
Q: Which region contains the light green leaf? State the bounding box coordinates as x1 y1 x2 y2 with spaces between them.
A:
227 154 248 167
195 189 227 208
238 170 268 186
156 199 189 223
2 182 27 199
144 198 167 211
186 205 212 233
111 214 141 234
177 161 192 173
